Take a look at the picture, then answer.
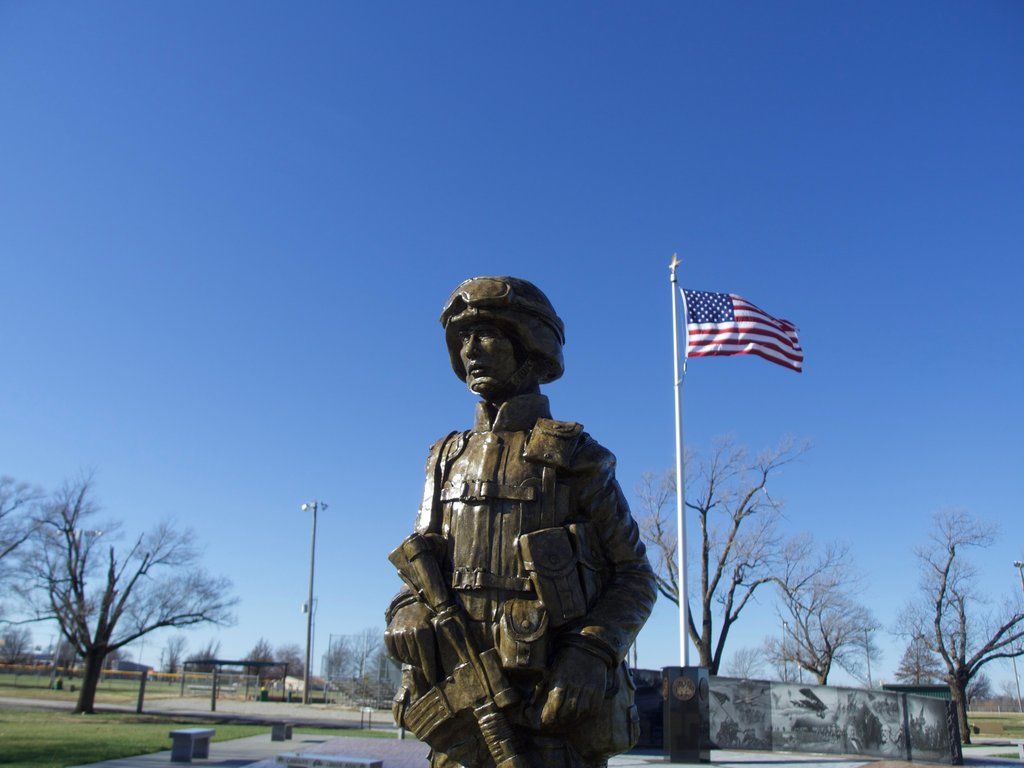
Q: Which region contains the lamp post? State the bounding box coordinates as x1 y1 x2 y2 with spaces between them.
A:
1012 561 1024 713
864 628 873 688
782 620 791 682
300 501 326 705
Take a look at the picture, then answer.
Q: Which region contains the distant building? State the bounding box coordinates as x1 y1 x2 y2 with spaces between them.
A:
881 683 952 700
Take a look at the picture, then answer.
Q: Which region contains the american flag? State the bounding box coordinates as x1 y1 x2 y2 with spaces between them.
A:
682 289 803 372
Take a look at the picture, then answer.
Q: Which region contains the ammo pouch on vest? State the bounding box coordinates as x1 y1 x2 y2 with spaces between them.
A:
518 527 586 627
497 597 548 672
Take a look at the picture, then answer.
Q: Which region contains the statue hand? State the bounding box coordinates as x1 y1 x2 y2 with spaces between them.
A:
384 601 438 683
533 646 607 728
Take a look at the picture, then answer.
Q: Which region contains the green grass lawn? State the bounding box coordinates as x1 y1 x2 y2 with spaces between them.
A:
0 675 140 705
0 674 198 705
0 708 394 768
969 711 1024 739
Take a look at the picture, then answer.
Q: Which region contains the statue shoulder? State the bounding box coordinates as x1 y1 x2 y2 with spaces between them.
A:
424 430 467 467
571 432 617 476
525 417 616 476
416 430 467 534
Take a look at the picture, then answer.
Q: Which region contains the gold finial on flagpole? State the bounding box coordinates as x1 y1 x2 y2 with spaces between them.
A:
669 252 682 273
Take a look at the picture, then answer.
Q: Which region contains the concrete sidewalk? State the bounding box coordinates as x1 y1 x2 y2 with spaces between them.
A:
64 732 1024 768
69 733 405 768
72 735 876 768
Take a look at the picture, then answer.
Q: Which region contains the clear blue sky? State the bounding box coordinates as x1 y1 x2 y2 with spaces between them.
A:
2 2 1022 687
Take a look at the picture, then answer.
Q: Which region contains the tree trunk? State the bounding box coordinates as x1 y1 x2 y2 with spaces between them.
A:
950 677 970 745
74 648 106 714
697 641 712 669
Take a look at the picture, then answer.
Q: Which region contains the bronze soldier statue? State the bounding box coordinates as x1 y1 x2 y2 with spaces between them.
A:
385 276 657 768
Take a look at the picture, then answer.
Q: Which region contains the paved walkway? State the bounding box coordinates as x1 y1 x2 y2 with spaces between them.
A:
49 727 1022 768
68 733 369 768
70 733 1024 768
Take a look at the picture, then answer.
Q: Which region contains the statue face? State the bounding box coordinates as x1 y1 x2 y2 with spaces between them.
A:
458 322 519 399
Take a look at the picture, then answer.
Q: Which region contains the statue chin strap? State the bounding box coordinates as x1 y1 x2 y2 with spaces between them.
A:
505 358 537 393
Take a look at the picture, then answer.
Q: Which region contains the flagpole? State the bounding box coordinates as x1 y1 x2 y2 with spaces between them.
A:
669 254 690 667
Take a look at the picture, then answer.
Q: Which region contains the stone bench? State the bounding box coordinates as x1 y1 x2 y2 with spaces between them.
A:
169 728 215 762
271 721 294 741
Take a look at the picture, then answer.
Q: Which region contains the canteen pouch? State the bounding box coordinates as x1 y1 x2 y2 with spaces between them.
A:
518 527 586 627
497 598 549 672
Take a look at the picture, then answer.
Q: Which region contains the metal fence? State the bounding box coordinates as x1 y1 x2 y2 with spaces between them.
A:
0 662 258 705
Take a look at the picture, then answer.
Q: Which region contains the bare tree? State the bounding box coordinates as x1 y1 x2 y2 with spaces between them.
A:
54 638 78 669
898 509 1024 743
0 477 43 609
766 536 879 685
636 436 808 672
21 477 237 713
104 646 131 670
323 635 353 681
186 639 222 672
275 643 305 678
163 635 188 673
722 646 766 679
762 635 799 682
893 634 944 684
0 626 33 664
998 678 1022 712
351 628 383 681
243 637 275 677
966 673 991 705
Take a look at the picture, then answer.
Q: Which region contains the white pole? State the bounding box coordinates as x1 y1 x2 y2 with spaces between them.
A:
669 255 690 667
864 628 872 687
1012 655 1022 714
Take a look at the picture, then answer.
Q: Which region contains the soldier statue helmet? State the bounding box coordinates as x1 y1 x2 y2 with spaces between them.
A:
441 276 565 385
385 276 656 768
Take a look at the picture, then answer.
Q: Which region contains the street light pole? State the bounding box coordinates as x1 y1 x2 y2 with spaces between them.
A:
782 620 790 682
1012 561 1024 713
301 501 326 705
864 628 873 688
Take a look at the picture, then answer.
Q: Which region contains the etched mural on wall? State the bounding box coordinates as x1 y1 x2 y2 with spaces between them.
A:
709 677 961 765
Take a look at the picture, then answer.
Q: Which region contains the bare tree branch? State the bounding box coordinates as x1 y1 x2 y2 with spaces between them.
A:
899 508 1024 744
162 635 188 673
0 477 44 618
635 435 809 672
765 535 879 684
721 645 766 679
20 476 238 713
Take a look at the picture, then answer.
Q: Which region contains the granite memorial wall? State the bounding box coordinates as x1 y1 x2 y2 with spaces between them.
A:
632 671 962 765
709 677 962 764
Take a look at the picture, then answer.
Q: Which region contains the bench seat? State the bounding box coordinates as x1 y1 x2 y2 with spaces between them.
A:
169 728 215 762
271 721 294 741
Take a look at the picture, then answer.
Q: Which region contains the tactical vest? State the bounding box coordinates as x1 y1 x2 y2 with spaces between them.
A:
415 418 603 669
397 417 642 765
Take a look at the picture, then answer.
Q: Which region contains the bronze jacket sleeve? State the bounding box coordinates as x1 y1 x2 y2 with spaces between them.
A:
564 434 657 666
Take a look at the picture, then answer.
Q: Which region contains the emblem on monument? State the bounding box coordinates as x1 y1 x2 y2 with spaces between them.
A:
384 276 657 768
672 677 696 702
